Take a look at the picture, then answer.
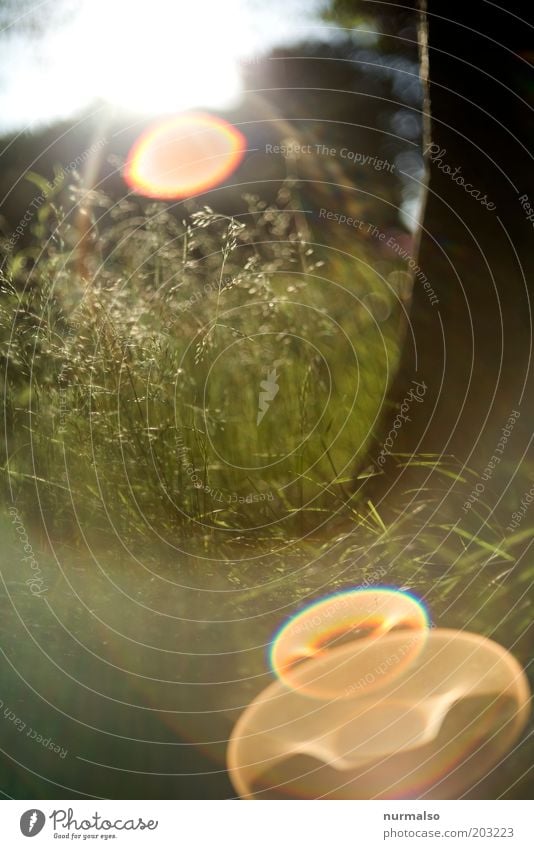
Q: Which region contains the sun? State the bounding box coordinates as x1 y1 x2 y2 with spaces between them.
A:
50 0 248 118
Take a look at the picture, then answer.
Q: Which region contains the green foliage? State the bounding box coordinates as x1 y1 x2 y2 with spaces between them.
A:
1 184 401 550
2 180 532 660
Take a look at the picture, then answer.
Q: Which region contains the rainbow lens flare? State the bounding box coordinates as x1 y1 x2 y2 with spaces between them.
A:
124 113 246 199
229 628 530 800
270 587 430 698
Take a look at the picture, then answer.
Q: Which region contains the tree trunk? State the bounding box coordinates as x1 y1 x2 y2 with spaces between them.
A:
372 0 533 487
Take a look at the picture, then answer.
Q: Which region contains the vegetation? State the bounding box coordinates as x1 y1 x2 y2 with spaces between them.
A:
1 176 532 664
1 172 532 803
1 178 402 553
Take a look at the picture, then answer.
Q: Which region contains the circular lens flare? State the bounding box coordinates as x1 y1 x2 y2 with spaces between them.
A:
270 587 430 697
124 113 246 199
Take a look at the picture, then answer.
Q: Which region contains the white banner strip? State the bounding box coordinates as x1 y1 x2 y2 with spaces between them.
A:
1 800 532 847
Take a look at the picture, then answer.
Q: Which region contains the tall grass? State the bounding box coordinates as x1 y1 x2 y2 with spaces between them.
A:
1 181 402 552
2 178 533 714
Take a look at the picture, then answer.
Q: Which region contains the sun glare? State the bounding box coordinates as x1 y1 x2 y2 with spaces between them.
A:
95 0 246 114
0 0 331 132
41 0 248 120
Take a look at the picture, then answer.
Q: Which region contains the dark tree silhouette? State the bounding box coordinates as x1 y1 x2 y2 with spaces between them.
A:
368 0 533 481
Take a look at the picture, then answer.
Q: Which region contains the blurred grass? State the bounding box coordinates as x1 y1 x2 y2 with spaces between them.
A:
0 178 532 800
1 181 402 550
1 177 533 659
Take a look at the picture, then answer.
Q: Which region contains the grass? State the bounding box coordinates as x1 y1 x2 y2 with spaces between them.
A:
0 176 532 802
1 180 403 551
1 175 533 661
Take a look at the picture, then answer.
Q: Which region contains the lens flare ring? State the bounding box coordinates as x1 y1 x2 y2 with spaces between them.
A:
270 587 430 698
124 112 246 199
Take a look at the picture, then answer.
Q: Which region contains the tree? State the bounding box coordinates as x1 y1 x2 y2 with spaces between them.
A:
356 1 534 483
